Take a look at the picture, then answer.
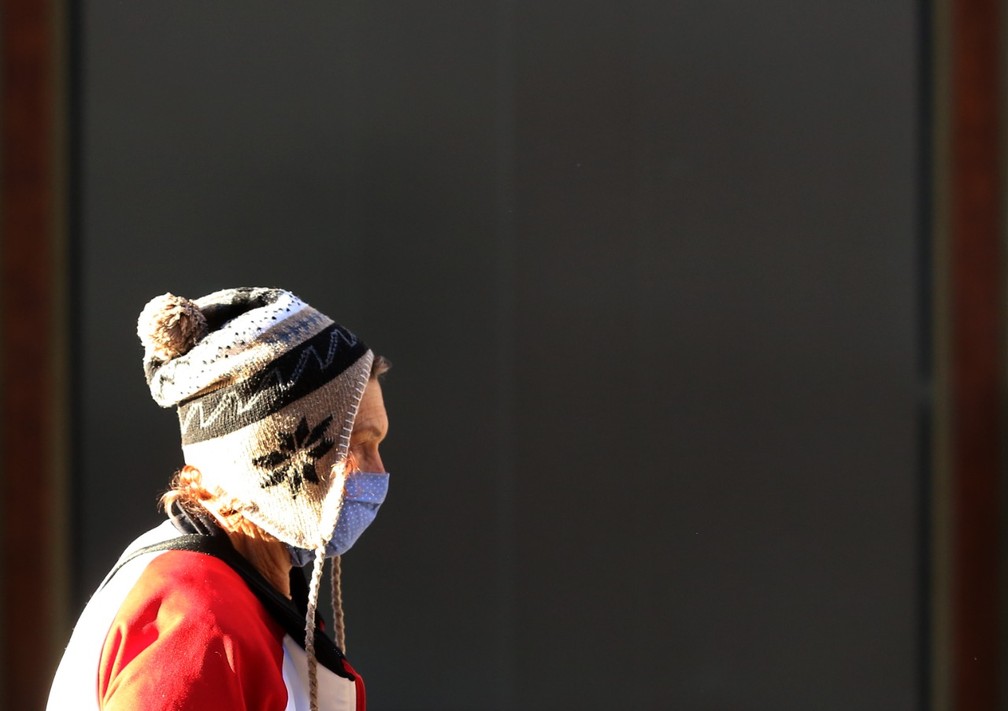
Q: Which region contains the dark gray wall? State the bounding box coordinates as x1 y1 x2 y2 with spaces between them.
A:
77 2 922 709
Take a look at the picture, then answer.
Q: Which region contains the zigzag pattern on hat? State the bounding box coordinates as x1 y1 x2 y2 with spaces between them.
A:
177 324 368 445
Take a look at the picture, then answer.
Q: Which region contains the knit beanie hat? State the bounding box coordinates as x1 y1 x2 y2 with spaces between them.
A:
138 287 374 551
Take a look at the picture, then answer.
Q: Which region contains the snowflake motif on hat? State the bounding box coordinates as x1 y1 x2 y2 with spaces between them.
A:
253 415 335 496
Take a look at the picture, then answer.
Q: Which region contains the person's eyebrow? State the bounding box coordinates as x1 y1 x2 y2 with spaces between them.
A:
352 421 387 441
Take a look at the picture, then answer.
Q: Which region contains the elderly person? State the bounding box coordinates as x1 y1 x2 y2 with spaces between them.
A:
48 287 390 711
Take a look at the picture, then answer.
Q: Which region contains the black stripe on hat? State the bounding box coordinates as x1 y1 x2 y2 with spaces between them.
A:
176 323 368 445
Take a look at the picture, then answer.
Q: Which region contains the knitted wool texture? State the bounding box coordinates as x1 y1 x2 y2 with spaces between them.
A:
138 287 374 551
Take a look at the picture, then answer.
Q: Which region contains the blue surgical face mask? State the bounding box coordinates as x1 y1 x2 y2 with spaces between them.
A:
287 470 390 567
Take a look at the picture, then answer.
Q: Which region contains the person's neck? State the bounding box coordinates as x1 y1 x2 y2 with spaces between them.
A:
225 529 292 599
197 503 293 598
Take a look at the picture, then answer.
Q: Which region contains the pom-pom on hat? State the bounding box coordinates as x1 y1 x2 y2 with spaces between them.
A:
137 287 374 550
137 293 208 363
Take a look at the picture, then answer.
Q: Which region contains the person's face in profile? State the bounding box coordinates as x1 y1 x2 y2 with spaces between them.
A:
348 379 388 474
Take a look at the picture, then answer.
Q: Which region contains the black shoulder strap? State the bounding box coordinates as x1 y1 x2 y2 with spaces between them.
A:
99 534 230 590
99 528 354 680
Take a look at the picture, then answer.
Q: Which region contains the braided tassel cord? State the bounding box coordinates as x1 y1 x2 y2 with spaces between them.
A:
331 555 346 653
304 544 327 711
303 462 349 711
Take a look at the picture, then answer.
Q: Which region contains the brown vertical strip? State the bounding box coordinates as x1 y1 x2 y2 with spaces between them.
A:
0 0 59 708
948 0 1003 708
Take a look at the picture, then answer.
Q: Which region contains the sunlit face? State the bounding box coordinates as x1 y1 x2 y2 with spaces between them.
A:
347 378 389 474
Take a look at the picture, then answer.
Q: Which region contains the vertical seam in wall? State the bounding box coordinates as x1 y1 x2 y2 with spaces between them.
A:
49 0 71 668
66 0 83 612
494 1 517 707
930 0 953 706
917 0 937 708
